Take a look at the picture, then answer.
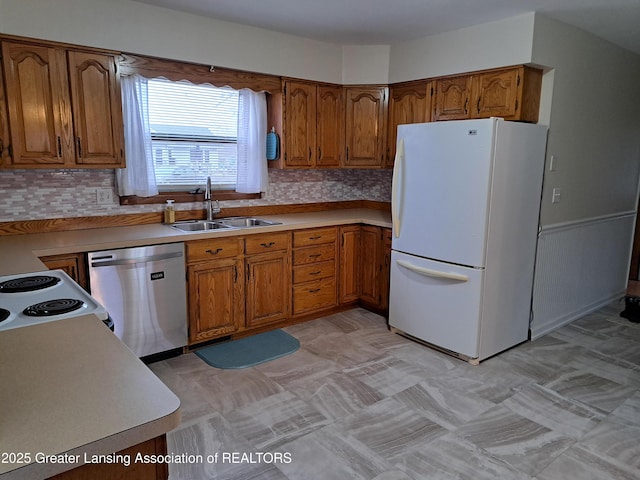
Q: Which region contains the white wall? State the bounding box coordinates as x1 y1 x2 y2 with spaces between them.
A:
532 14 640 226
0 0 343 83
388 13 536 83
342 45 390 84
529 14 640 336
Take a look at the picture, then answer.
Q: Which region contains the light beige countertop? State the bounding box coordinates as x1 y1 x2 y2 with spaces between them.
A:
0 207 391 479
0 208 392 276
0 315 181 480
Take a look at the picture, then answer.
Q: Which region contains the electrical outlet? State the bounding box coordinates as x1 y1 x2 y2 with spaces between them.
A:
96 188 113 205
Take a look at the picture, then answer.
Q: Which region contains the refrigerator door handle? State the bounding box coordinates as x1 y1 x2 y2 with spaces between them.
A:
397 259 469 282
392 139 405 238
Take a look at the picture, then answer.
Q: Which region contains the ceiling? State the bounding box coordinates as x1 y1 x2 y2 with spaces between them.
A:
134 0 640 56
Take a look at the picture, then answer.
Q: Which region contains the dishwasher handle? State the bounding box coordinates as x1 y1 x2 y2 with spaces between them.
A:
90 251 183 268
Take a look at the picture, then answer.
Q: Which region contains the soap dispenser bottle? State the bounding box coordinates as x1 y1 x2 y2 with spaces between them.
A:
164 199 176 224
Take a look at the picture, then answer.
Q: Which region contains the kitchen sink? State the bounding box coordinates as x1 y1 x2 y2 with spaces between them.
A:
215 217 282 228
170 217 281 232
171 221 236 232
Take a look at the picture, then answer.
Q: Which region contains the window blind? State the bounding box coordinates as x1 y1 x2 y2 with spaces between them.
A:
147 78 239 189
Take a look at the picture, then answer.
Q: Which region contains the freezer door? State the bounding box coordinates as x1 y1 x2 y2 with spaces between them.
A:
388 250 483 358
392 119 496 267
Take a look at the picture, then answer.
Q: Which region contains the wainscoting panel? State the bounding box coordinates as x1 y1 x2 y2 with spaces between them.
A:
530 212 635 339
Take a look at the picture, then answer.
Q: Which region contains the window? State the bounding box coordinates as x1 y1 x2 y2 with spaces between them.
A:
147 78 239 190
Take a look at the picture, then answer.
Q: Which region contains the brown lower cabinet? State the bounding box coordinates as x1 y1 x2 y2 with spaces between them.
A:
341 225 392 314
338 225 361 305
186 224 391 345
292 227 338 316
360 226 392 313
186 232 291 343
47 435 168 480
245 250 291 327
186 237 245 342
39 252 88 291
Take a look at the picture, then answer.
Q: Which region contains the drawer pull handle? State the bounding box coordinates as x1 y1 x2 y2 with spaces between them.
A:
260 242 275 248
309 254 321 259
205 248 223 255
309 271 321 276
308 288 321 293
309 236 322 240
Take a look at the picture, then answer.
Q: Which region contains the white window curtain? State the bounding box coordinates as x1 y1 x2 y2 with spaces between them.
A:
116 74 158 197
236 89 268 193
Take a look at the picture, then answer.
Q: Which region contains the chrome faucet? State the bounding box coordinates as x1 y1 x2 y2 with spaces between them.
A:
204 176 221 221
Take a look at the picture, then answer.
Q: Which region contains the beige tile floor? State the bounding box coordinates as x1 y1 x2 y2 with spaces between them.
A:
150 300 640 479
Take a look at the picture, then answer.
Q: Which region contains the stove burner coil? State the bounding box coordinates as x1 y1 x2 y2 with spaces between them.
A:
23 299 85 317
0 275 61 293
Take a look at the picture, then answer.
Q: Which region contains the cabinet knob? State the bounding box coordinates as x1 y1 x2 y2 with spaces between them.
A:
205 248 223 255
260 242 275 248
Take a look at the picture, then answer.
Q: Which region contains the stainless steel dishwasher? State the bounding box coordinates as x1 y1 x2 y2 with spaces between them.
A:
88 242 187 358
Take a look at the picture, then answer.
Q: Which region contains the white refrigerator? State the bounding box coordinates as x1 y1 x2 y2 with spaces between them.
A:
388 118 548 364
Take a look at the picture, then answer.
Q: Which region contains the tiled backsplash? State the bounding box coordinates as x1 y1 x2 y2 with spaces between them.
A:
0 168 392 222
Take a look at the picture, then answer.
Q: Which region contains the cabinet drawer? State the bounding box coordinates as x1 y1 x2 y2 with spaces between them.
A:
293 244 335 265
245 232 290 255
292 278 336 315
293 260 335 284
186 237 242 263
293 227 337 247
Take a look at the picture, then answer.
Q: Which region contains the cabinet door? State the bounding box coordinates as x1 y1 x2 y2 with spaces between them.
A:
68 51 125 166
344 86 387 167
0 62 10 166
40 253 88 291
1 41 72 166
360 226 382 307
387 81 433 167
284 81 316 167
188 258 244 343
379 228 392 312
316 85 343 167
471 68 521 119
246 252 291 328
338 225 361 304
49 435 168 480
433 76 471 121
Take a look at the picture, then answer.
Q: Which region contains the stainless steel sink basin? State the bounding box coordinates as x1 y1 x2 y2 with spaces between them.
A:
170 217 281 232
216 217 282 228
171 221 235 232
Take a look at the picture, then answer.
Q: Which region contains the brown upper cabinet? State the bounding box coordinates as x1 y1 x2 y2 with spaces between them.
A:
386 81 434 167
316 85 344 167
433 75 472 121
344 86 387 168
433 66 542 123
0 39 124 168
283 80 343 168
